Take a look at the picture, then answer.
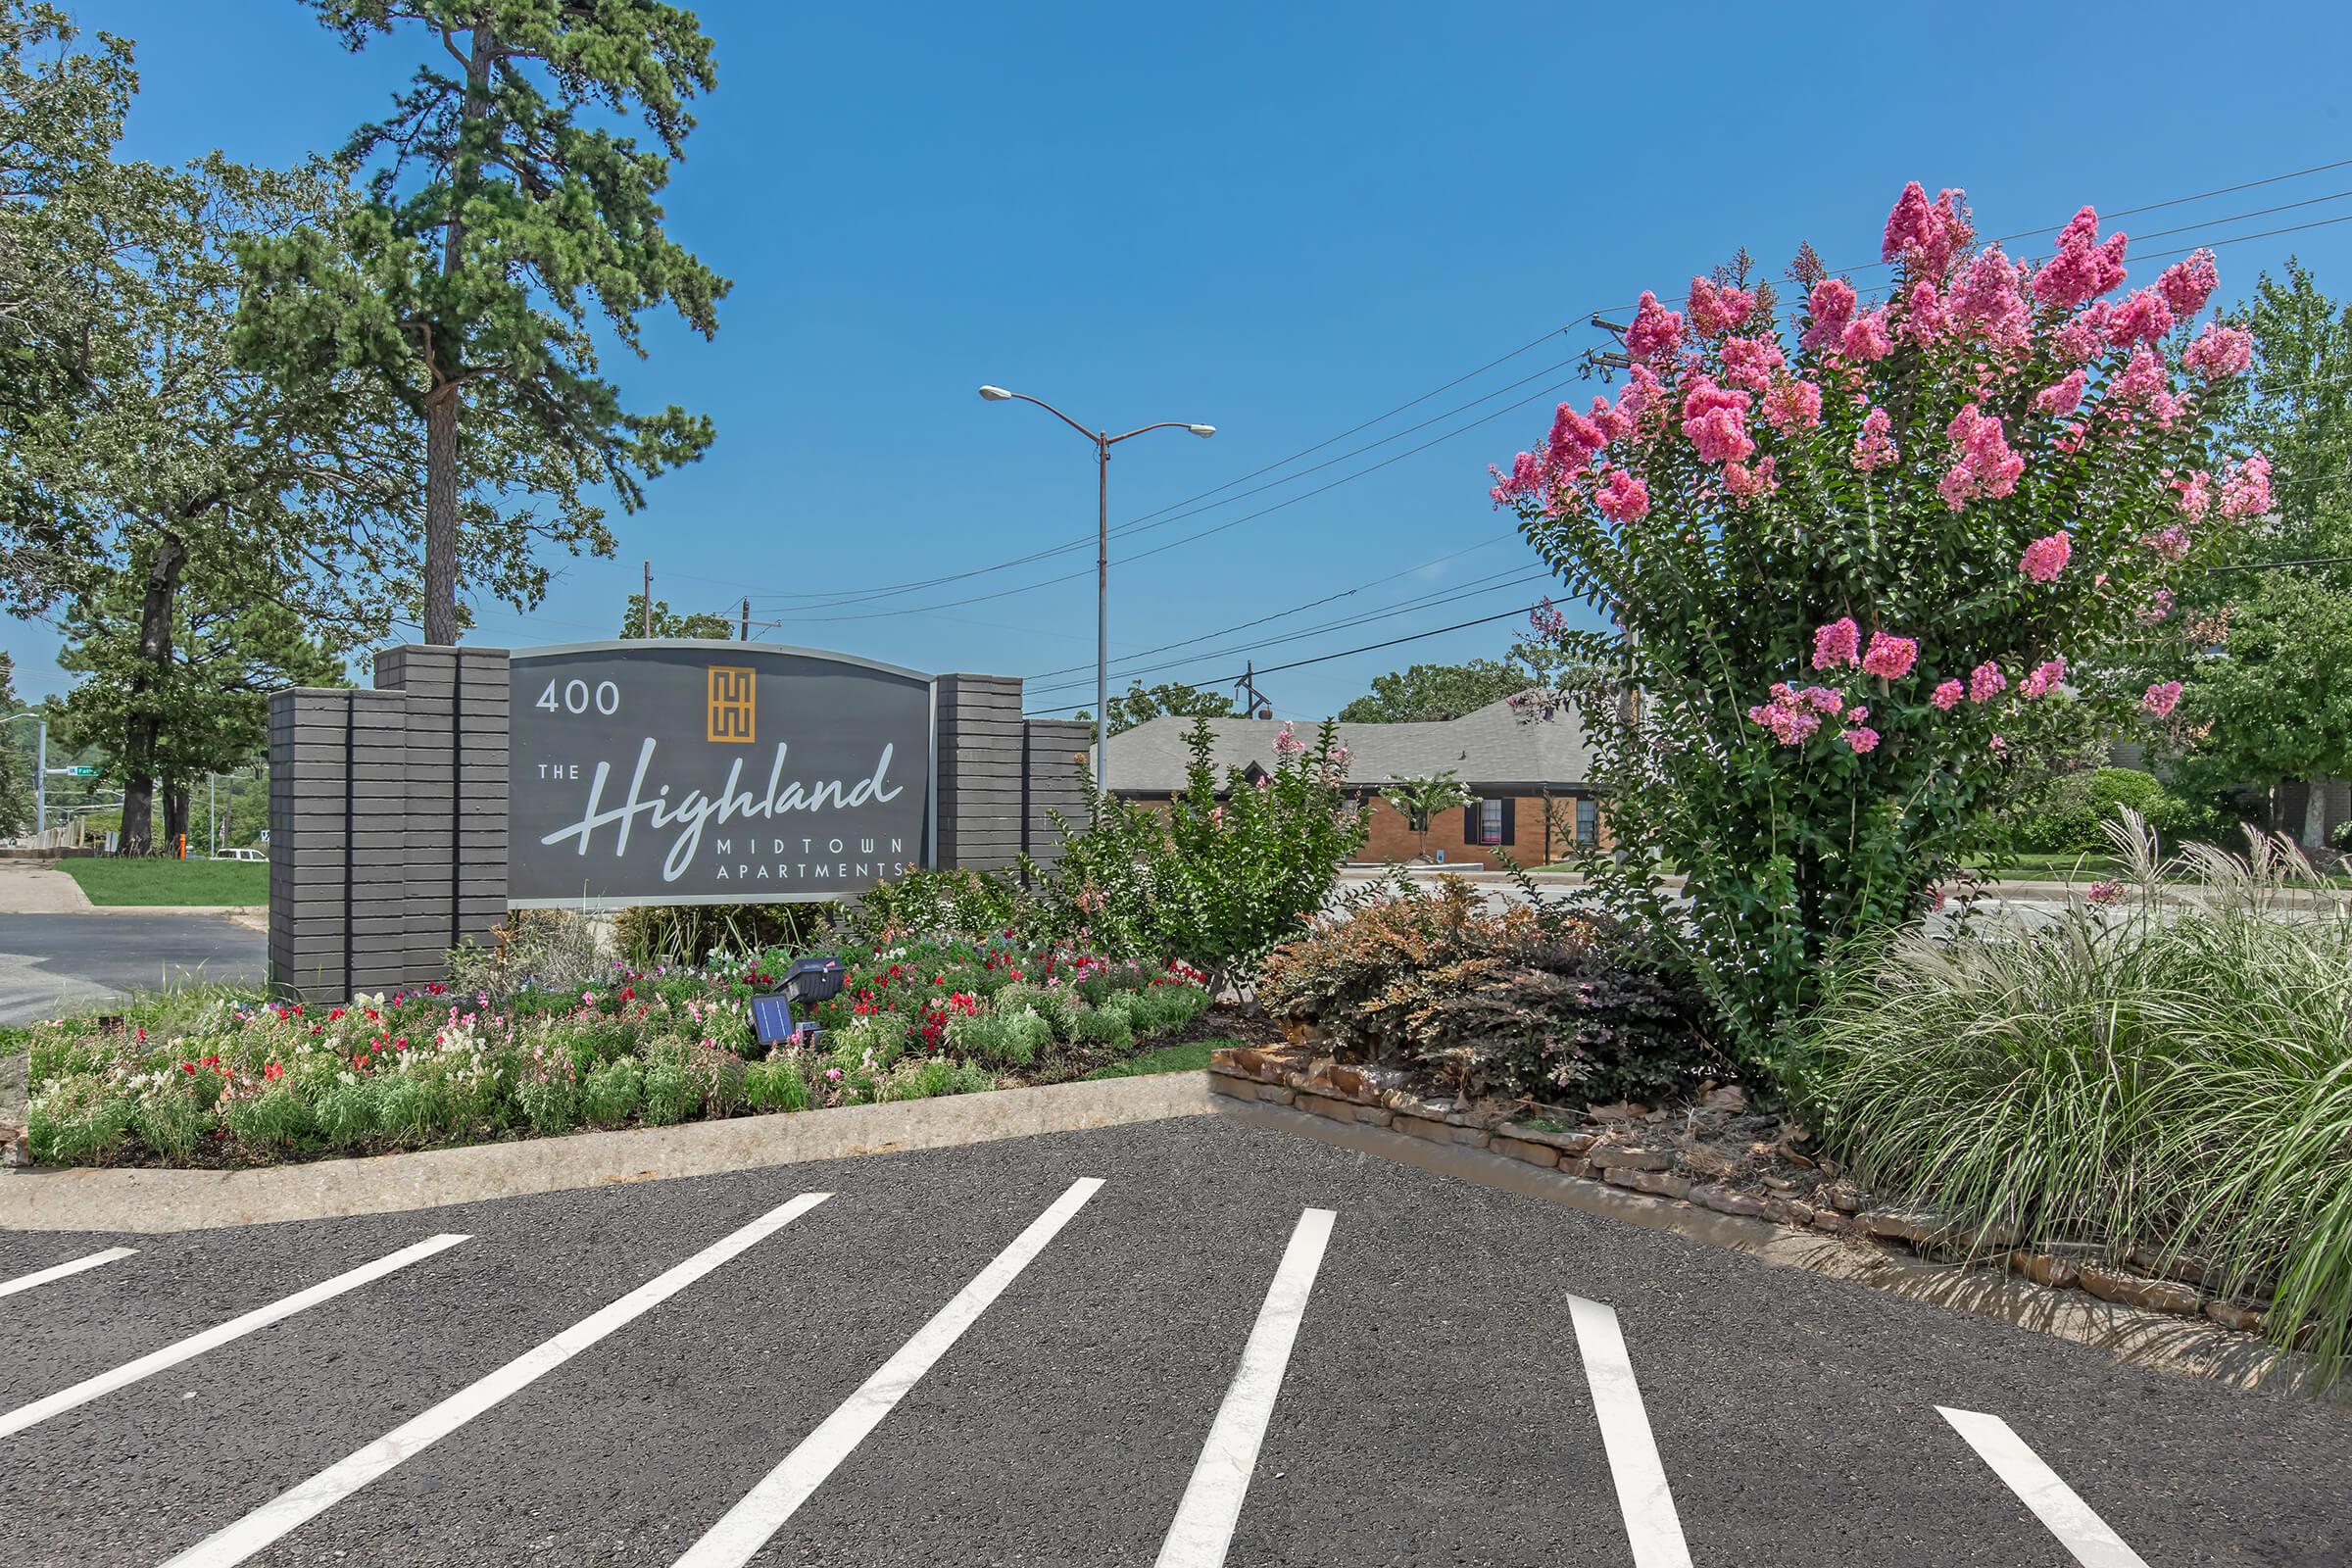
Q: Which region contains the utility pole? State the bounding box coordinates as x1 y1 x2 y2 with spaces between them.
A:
641 561 653 636
740 597 750 642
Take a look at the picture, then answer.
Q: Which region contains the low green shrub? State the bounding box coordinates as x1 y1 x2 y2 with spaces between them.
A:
580 1058 644 1127
948 1009 1053 1066
1260 877 1718 1103
614 902 838 969
1799 813 2352 1378
744 1055 811 1112
1069 1004 1133 1053
846 867 1028 946
2009 766 2232 855
994 983 1077 1042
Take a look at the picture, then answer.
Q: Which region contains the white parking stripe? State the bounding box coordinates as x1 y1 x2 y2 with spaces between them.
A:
1153 1205 1335 1568
0 1245 138 1298
672 1176 1104 1568
1938 1406 2151 1568
1568 1295 1694 1568
158 1193 829 1568
0 1234 466 1442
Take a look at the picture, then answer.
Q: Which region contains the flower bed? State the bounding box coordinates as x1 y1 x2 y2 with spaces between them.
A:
21 932 1220 1169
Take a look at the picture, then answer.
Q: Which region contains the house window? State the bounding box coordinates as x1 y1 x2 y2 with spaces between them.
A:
1576 797 1598 843
1478 798 1503 845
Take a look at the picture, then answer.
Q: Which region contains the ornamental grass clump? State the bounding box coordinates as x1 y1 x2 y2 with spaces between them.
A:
1497 181 2269 1057
1802 811 2352 1377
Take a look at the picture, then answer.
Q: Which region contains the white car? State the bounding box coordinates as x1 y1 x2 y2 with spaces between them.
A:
213 847 268 862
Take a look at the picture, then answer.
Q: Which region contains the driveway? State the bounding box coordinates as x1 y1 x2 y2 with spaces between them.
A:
0 913 264 1024
2 1113 2342 1566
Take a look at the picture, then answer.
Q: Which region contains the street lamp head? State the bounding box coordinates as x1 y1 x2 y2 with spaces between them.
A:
1187 424 1217 438
977 385 1013 401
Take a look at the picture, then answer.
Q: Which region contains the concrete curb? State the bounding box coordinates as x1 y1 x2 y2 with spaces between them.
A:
1217 1096 2345 1404
86 904 265 917
1 1071 1214 1234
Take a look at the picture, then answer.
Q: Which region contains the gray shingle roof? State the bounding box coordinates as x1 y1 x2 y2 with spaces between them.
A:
1100 698 1594 794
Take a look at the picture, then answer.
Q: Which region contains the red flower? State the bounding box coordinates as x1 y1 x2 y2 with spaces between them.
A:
264 1062 283 1081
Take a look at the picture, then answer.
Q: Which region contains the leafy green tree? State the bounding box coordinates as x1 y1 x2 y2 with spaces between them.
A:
0 652 36 837
620 592 734 640
1340 659 1537 723
2140 260 2352 845
1380 770 1475 860
57 553 344 852
234 1 730 646
1077 680 1236 736
0 3 142 609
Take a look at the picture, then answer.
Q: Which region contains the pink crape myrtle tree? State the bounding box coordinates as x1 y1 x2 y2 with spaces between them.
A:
1494 183 2267 1058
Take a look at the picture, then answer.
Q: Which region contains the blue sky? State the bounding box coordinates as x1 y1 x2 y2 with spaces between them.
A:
11 0 2352 719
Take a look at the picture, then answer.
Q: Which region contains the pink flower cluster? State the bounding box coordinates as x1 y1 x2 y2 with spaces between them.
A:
2034 368 2086 416
1761 377 1823 432
2173 469 2213 522
1721 333 1785 392
1687 276 1755 337
1860 631 1918 679
1968 662 2007 703
1946 247 2029 352
2157 250 2218 318
2220 454 2273 518
1626 291 1686 361
1747 682 1835 746
1881 181 1972 277
1594 467 1649 521
1681 379 1755 464
1812 616 1861 669
1802 277 1857 354
1931 679 1964 710
2032 207 2129 310
2018 531 2072 583
1723 456 1777 502
1273 721 1304 758
1938 405 2024 510
2019 656 2068 700
2104 287 2176 349
1850 406 1898 471
2142 680 2183 718
2143 524 2192 561
1842 726 1881 754
2181 321 2252 380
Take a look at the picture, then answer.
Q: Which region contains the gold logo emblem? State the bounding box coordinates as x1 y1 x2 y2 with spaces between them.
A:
707 665 756 743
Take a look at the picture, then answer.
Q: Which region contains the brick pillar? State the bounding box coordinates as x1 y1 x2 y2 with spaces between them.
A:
268 687 409 1003
375 646 510 982
935 673 1024 870
1021 717 1091 865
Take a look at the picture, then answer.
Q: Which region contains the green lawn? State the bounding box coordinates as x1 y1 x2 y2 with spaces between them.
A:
59 858 269 906
1082 1039 1221 1080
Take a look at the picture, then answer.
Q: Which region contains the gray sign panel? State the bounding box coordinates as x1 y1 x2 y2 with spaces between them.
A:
508 641 932 906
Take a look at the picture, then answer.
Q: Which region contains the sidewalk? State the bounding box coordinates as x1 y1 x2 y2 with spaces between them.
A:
0 860 92 914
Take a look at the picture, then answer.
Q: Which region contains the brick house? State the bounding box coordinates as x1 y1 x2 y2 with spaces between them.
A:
1101 699 1601 869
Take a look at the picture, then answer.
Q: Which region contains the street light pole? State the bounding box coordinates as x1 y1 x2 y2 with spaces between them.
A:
977 386 1215 799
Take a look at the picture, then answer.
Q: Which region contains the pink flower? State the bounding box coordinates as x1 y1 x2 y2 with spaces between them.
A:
1723 455 1778 502
2220 454 2273 518
2181 321 2252 380
1946 246 2030 351
1802 277 1857 354
1548 402 1607 473
1489 450 1544 506
2020 657 2068 699
1939 404 2024 510
1273 722 1304 758
1840 726 1881 754
2034 368 2086 416
2019 532 2072 583
1625 291 1686 361
1968 662 2007 704
1686 276 1755 337
1850 406 1898 471
1721 333 1785 392
1800 685 1845 715
1861 631 1919 680
1839 310 1893 361
2156 250 2218 318
1616 364 1665 429
2032 207 2130 310
1900 279 1951 346
1931 679 1964 710
2104 286 2176 348
2110 344 2168 407
1588 394 1634 443
2141 680 2183 718
1746 684 1825 747
1761 377 1823 432
1594 467 1649 521
2174 469 2213 521
2143 524 2192 561
2139 587 2176 624
1680 379 1755 464
1881 181 1971 278
2055 315 2105 363
1813 616 1861 669
2087 879 2126 906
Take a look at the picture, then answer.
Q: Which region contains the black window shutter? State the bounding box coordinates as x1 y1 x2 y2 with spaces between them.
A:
1500 797 1516 845
1462 803 1479 840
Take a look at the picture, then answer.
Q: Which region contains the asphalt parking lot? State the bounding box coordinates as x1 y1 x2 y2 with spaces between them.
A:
3 1113 2345 1567
0 913 263 1025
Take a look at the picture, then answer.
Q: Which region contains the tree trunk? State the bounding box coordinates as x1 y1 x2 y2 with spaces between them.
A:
422 388 461 644
420 19 496 648
116 531 185 857
2303 776 2331 850
162 781 190 857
